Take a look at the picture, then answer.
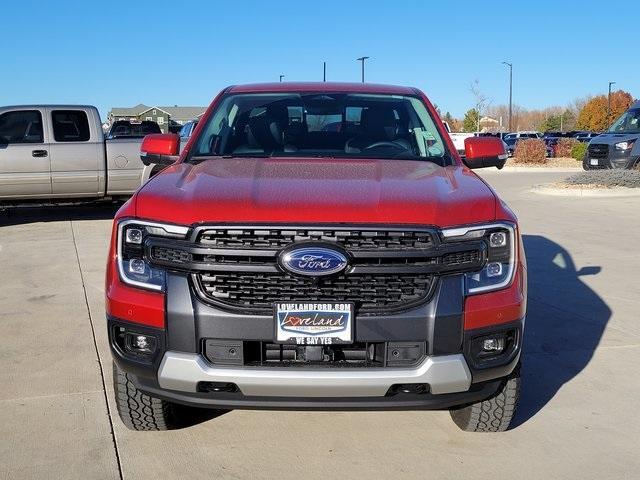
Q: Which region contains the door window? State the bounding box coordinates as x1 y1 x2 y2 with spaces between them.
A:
0 110 43 144
52 110 90 142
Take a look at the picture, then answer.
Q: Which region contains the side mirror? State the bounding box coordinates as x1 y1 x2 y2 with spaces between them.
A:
577 266 601 276
463 137 508 169
140 133 180 166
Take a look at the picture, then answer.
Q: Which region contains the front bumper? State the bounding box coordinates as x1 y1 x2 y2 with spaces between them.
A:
158 351 471 397
109 270 523 410
584 153 639 170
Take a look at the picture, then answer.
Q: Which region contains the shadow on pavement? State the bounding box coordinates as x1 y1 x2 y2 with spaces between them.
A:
0 202 121 226
170 405 230 429
513 234 610 427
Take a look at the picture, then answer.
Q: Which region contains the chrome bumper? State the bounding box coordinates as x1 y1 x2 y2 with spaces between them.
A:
157 352 472 397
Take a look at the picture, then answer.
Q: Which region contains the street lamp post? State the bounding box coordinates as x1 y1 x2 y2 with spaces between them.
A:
323 62 326 82
356 56 370 83
502 61 513 132
279 75 285 82
608 81 616 126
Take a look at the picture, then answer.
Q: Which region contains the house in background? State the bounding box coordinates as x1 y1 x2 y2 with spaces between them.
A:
107 104 206 133
479 116 501 133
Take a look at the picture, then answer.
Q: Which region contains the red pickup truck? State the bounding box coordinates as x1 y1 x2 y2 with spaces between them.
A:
106 82 526 432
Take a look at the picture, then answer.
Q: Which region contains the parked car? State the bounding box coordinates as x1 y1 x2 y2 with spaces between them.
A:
0 105 160 202
504 136 518 157
504 132 551 157
106 82 526 433
449 132 475 155
106 120 161 140
542 131 572 157
584 101 640 169
178 120 199 141
504 131 541 141
573 131 600 143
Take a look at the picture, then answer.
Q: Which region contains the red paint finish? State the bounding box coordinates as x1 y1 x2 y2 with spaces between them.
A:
141 133 180 156
105 198 165 328
106 82 526 333
134 159 497 227
464 227 528 330
464 137 506 162
228 82 416 95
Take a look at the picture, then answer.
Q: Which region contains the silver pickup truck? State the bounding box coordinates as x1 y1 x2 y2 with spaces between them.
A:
0 105 158 202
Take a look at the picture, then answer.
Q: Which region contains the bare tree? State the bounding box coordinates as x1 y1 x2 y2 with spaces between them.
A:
469 79 490 132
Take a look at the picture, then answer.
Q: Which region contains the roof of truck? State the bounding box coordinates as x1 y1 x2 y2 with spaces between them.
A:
0 104 97 110
227 82 418 95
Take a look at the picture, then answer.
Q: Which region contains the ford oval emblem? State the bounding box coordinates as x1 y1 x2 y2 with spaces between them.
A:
280 246 348 276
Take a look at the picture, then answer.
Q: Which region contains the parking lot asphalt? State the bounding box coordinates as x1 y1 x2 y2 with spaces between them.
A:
1 171 639 480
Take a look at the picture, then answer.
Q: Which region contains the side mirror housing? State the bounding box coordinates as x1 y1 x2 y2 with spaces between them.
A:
140 133 180 166
464 137 508 169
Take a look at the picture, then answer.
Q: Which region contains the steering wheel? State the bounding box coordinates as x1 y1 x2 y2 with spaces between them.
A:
363 141 407 151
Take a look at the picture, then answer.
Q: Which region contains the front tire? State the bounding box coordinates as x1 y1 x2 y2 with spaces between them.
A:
449 364 521 432
113 362 176 431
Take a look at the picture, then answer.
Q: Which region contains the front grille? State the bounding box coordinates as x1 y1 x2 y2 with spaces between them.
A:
198 228 434 250
588 143 609 159
146 226 487 315
196 272 435 313
441 250 481 266
151 246 192 264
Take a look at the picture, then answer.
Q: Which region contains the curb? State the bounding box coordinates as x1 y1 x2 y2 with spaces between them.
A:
532 184 640 197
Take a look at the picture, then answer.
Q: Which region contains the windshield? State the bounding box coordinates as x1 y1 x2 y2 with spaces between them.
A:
190 93 449 164
608 108 640 134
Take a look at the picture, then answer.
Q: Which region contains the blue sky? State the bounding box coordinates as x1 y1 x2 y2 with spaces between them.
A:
2 0 638 119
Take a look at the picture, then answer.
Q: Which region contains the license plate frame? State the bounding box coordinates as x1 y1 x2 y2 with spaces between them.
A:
274 302 354 345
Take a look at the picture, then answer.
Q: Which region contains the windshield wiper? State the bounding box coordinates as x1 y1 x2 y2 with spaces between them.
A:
222 153 270 158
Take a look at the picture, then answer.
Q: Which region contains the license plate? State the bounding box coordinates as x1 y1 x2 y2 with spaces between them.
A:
274 302 353 345
590 159 599 166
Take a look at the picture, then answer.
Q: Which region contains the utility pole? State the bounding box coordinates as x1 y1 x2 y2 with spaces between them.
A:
279 75 285 82
608 81 616 126
502 62 513 131
356 56 370 83
323 62 326 82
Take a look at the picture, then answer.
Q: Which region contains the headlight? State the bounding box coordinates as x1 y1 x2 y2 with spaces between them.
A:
442 222 516 294
117 219 189 291
614 140 636 151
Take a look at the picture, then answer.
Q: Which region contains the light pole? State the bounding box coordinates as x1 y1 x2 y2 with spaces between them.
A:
279 75 285 82
502 61 513 132
356 56 370 83
323 62 326 82
608 81 616 126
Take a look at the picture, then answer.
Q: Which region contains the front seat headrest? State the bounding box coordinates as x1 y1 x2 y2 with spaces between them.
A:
361 107 397 140
248 110 284 152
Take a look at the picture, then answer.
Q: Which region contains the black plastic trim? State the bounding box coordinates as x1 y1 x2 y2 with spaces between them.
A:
431 275 464 355
108 317 166 381
145 236 486 275
165 273 197 353
463 319 524 383
130 374 503 411
190 272 439 317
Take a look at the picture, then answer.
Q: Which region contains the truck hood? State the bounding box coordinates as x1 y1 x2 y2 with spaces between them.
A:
134 158 497 227
589 133 640 145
